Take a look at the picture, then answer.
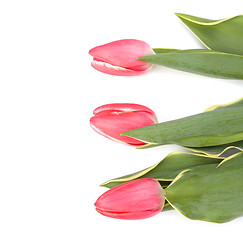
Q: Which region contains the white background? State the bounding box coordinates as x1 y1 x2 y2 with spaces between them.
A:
1 0 243 239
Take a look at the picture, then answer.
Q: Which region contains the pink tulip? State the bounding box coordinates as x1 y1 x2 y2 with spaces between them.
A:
89 39 154 76
90 103 157 146
95 178 165 220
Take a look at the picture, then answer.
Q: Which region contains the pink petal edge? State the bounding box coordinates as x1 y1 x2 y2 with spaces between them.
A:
93 103 156 116
91 60 151 76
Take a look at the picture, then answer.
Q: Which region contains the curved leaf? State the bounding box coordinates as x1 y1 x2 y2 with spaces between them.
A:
184 98 243 156
185 140 243 157
175 13 243 55
152 48 180 54
139 49 243 79
165 152 243 223
139 98 243 154
101 152 222 188
163 201 174 212
139 139 243 157
203 97 243 112
122 97 243 148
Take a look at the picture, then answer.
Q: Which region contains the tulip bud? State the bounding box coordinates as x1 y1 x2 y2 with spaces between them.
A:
90 103 158 146
95 178 165 220
89 39 154 76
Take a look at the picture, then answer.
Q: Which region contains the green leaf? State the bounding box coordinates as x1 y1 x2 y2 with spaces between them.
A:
175 13 243 55
185 140 243 157
139 141 243 157
101 152 222 188
139 49 243 79
165 152 243 223
122 97 243 148
163 201 174 212
139 98 243 155
203 96 243 112
152 48 180 54
183 98 243 156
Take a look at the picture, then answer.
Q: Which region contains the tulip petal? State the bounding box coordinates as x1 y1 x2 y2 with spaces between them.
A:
93 103 157 119
95 178 164 212
89 39 154 76
95 208 162 220
90 103 157 146
90 111 156 146
91 59 150 76
95 178 165 220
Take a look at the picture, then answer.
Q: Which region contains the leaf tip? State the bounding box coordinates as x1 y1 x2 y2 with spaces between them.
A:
174 12 184 18
137 56 146 62
99 182 107 188
120 130 133 138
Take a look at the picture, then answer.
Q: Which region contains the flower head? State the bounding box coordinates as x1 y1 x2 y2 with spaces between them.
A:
95 178 165 220
89 39 154 76
90 103 157 146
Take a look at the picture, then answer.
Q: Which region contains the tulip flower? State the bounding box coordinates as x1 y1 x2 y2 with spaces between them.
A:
95 178 165 220
89 39 154 76
90 103 158 146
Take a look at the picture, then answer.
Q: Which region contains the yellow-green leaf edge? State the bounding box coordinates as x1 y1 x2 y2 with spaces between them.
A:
164 152 243 223
175 13 243 55
101 152 223 188
134 97 243 154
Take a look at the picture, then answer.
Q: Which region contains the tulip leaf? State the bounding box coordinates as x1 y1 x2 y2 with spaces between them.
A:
122 97 243 148
165 152 243 223
101 152 222 188
139 49 243 79
139 141 243 157
138 98 243 155
175 13 243 55
163 201 174 212
139 140 243 157
183 98 243 156
185 140 243 157
136 142 162 149
203 97 243 112
152 48 180 54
